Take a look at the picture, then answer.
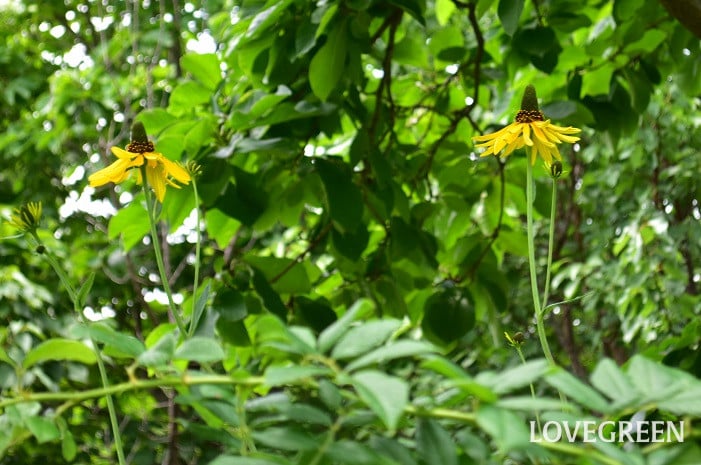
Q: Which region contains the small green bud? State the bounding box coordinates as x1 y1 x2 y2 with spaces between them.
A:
550 161 563 178
504 331 525 347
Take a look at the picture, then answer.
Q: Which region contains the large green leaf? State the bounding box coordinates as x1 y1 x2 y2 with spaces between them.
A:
475 405 532 452
108 199 150 252
174 337 225 363
498 0 524 36
23 339 96 368
181 52 222 90
318 299 375 353
351 370 408 431
331 319 402 360
545 368 612 413
421 286 475 346
316 157 363 234
70 323 145 358
416 419 457 465
309 19 348 101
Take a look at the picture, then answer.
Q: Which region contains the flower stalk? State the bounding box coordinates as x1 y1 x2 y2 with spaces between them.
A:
141 170 187 336
186 162 203 338
525 161 556 366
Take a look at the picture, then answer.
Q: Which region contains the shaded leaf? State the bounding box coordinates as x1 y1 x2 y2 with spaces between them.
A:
23 339 96 368
351 370 408 431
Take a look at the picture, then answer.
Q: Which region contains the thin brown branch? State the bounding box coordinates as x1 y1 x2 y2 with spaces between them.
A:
270 222 333 284
368 8 402 143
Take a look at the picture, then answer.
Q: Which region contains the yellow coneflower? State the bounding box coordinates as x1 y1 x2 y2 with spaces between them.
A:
473 85 581 165
88 122 190 202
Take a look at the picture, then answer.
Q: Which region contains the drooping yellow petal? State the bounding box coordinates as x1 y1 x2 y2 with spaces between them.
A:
522 123 533 146
88 158 135 187
472 125 511 142
160 157 191 185
501 135 525 158
111 147 143 164
145 163 167 202
531 124 556 147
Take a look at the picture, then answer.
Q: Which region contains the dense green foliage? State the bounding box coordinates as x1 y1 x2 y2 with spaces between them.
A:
2 0 701 464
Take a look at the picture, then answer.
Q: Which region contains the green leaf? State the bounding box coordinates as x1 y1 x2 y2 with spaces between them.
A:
264 366 331 386
475 404 531 452
545 368 612 413
513 26 558 57
25 416 60 444
174 337 225 363
181 52 222 90
76 271 95 308
316 157 363 234
325 440 392 465
23 339 96 368
475 359 549 395
388 0 426 25
421 286 475 346
251 267 287 319
318 299 375 353
581 63 615 97
331 319 402 359
294 296 337 333
416 419 457 465
61 427 77 461
71 323 145 358
624 29 666 54
590 358 640 406
613 0 644 22
496 396 566 411
244 0 295 40
205 208 242 249
351 370 408 430
626 355 690 402
435 0 456 26
207 457 292 465
136 108 178 135
108 200 150 252
0 346 17 368
214 167 268 227
309 19 348 101
246 256 311 294
658 385 701 416
345 340 435 372
331 224 369 261
168 81 211 115
251 426 319 451
217 319 252 347
212 287 247 322
191 282 212 334
248 85 293 117
138 330 177 367
498 0 524 36
318 378 343 410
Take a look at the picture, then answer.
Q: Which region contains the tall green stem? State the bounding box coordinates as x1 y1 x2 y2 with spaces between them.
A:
31 234 126 465
141 175 187 335
187 178 202 338
525 162 556 366
542 179 557 309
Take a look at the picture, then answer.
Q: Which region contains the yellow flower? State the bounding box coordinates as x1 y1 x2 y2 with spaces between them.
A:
472 86 581 165
8 202 42 232
88 123 190 202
